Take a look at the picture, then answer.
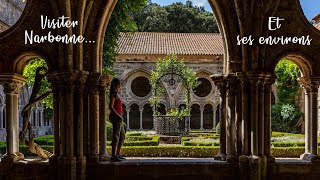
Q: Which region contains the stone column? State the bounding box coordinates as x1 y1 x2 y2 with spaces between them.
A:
39 108 44 127
126 107 131 130
239 74 250 157
226 76 237 162
99 74 110 161
200 106 204 130
0 105 3 129
48 76 60 162
139 106 143 130
35 108 39 127
299 78 312 160
264 77 275 162
308 79 320 162
0 74 26 162
248 75 262 180
212 107 216 130
74 72 88 179
211 75 227 161
87 73 100 163
60 73 77 180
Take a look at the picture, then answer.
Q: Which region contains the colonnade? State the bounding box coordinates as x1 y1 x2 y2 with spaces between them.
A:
124 104 218 130
212 73 320 179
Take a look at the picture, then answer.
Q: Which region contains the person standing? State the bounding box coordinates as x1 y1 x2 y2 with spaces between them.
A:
109 78 126 162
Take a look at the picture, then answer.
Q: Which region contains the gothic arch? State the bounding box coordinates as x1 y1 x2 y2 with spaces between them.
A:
267 48 314 77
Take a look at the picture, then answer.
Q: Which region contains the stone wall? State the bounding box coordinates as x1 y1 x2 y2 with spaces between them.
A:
313 14 320 30
114 56 223 130
0 0 25 29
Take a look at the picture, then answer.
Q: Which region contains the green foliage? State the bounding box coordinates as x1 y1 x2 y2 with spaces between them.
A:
103 0 147 75
106 146 220 157
23 59 53 119
132 0 219 33
272 59 303 133
215 122 220 134
107 136 160 146
149 54 200 114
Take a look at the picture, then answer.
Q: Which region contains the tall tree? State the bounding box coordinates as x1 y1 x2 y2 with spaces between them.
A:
103 0 147 75
132 1 219 33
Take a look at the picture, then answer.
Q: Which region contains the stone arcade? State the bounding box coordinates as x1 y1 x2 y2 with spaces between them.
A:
114 32 223 130
1 0 320 180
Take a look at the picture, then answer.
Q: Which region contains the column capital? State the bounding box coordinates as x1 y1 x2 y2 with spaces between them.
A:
48 71 78 93
87 73 101 95
139 106 144 112
0 73 26 94
298 77 320 93
227 77 237 96
211 75 228 95
98 74 111 95
74 71 89 92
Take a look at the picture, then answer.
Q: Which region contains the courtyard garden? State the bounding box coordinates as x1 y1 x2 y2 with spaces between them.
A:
1 128 319 158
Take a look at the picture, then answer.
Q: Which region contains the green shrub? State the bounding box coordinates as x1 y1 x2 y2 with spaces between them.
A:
106 121 113 141
126 132 143 136
107 146 220 157
126 136 152 141
216 123 220 134
271 142 305 147
34 139 50 145
107 136 160 146
271 147 305 157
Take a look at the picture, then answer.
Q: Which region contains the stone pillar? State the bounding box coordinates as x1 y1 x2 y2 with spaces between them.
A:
126 107 131 130
35 108 39 126
39 108 44 127
48 76 60 162
249 77 259 156
308 79 320 162
139 106 143 130
211 75 227 161
0 74 26 162
200 106 204 130
0 105 4 129
87 73 100 163
60 73 77 180
74 72 88 179
226 76 237 162
212 107 216 130
99 74 110 161
264 77 275 162
299 78 312 160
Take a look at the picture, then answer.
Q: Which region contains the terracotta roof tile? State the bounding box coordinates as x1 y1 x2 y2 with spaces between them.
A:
116 32 224 55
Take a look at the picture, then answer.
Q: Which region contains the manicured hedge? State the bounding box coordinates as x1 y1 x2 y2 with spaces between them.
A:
126 136 152 141
126 132 143 136
107 136 160 146
271 142 305 147
106 146 220 157
271 132 304 137
0 145 53 156
183 141 219 146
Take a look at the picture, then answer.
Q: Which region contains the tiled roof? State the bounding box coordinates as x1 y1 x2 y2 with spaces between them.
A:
117 32 224 56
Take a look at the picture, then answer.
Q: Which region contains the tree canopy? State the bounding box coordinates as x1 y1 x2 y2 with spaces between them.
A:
132 0 219 33
271 59 302 133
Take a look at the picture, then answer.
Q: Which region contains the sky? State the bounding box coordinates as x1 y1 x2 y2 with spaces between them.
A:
152 0 320 21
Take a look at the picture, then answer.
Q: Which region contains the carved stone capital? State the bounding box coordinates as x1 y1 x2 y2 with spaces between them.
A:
75 71 89 92
98 74 111 95
227 76 237 96
87 73 101 95
0 74 26 94
264 76 276 93
211 75 228 95
298 77 320 93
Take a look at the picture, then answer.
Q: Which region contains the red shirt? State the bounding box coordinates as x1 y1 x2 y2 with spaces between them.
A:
114 96 123 116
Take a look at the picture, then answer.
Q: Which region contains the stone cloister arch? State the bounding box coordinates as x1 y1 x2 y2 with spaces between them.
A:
0 0 320 179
